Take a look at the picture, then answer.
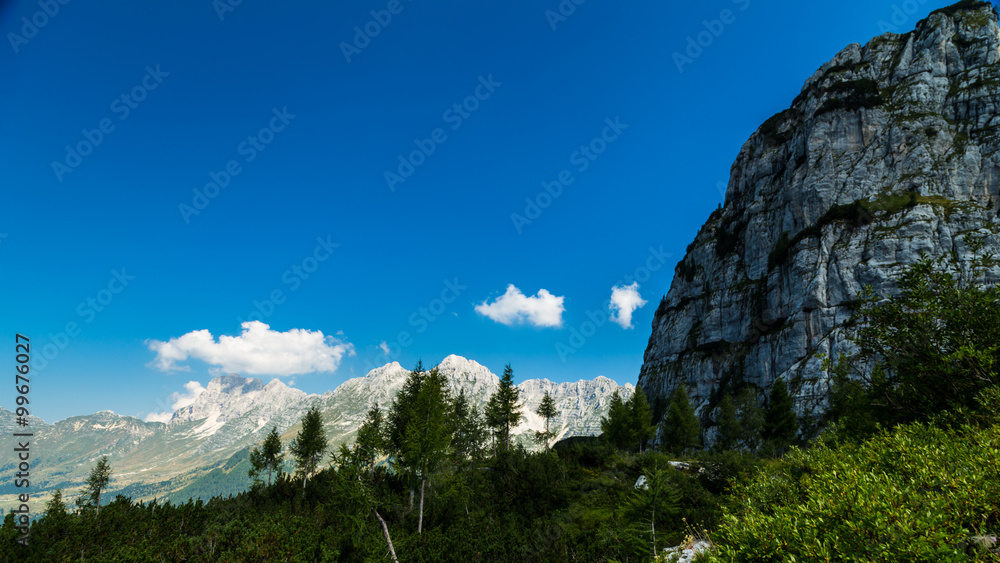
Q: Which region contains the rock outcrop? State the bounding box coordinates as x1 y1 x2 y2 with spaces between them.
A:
639 1 1000 433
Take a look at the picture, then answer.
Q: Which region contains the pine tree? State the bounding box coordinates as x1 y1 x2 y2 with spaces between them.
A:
485 363 523 453
387 360 425 456
733 386 764 453
628 386 656 452
45 489 67 519
290 406 328 491
661 384 701 454
763 379 798 454
450 389 486 463
401 368 452 534
600 390 633 450
353 402 387 475
534 391 559 451
626 462 680 557
714 393 741 451
249 426 284 487
77 456 112 525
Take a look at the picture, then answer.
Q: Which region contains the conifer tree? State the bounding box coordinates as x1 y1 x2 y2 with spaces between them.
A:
387 360 425 456
401 368 452 533
534 391 559 451
733 386 764 453
661 384 701 454
450 389 486 462
249 426 284 487
627 463 680 558
354 402 387 475
763 379 798 454
290 406 327 491
485 363 523 452
628 386 656 452
77 456 112 519
714 393 741 451
600 389 633 450
45 489 67 519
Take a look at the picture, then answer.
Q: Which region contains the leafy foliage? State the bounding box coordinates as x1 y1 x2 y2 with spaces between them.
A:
707 409 1000 562
848 257 1000 427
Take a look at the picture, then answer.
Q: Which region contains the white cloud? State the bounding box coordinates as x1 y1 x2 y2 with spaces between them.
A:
144 380 207 423
475 285 565 328
146 321 354 376
379 341 391 356
609 283 647 329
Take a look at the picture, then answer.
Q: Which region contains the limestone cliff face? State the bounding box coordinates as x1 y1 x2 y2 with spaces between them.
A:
638 2 1000 432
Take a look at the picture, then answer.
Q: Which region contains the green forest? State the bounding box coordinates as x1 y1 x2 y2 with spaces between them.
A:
3 257 1000 561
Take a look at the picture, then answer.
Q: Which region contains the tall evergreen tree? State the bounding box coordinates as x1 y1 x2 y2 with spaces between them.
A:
485 363 523 453
76 456 112 519
249 426 284 487
600 389 633 450
401 368 452 534
661 384 701 454
763 379 798 454
714 393 741 451
628 386 656 452
735 386 764 453
534 391 559 451
354 402 387 475
387 360 425 456
290 406 328 491
450 389 486 463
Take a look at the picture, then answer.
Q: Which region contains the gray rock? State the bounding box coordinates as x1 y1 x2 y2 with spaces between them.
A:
639 4 1000 440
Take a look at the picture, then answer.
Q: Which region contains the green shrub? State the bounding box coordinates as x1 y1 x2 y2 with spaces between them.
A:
705 414 1000 562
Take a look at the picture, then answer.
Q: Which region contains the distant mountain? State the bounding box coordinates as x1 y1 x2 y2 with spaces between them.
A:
0 356 631 513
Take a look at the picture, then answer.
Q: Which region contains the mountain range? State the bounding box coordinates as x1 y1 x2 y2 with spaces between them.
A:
0 355 631 513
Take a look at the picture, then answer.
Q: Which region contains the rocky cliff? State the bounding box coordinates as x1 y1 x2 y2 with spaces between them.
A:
638 1 1000 433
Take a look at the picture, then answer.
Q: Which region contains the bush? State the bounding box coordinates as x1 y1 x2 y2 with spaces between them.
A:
705 411 1000 562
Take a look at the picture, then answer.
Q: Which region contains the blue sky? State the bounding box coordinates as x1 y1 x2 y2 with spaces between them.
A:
0 0 953 422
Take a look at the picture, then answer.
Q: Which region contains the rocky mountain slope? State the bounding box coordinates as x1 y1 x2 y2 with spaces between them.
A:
0 356 630 512
639 1 1000 433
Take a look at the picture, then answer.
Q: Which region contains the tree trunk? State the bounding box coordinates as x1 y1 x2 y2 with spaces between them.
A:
418 477 426 534
374 509 400 563
651 507 656 557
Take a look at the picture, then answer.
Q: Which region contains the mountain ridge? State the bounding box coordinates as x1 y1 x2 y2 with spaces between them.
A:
0 355 631 511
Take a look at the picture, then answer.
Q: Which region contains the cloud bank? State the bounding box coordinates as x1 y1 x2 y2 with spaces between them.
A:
147 321 354 376
475 285 565 328
609 282 647 329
